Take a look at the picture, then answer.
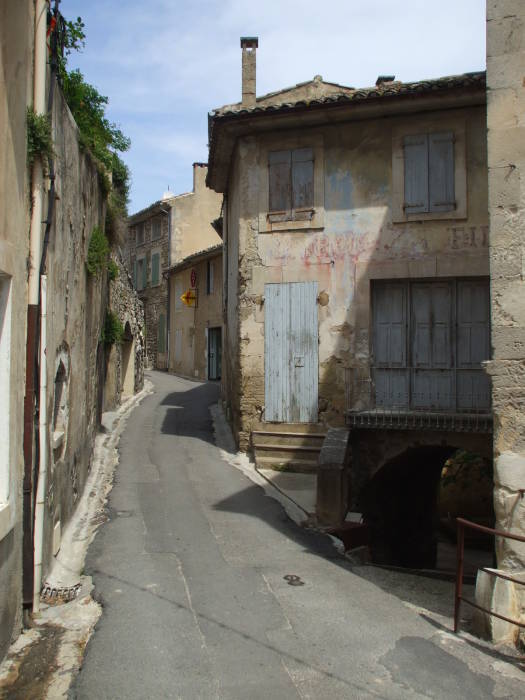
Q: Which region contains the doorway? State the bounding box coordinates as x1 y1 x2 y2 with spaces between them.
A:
264 282 318 423
208 326 222 380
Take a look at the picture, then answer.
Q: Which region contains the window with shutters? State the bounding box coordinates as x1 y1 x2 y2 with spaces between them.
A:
151 218 161 240
371 278 490 412
258 133 324 233
136 223 145 246
392 119 467 222
206 260 214 295
151 250 161 286
135 256 146 291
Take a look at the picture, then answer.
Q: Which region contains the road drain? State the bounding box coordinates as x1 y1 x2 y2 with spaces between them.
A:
284 574 305 586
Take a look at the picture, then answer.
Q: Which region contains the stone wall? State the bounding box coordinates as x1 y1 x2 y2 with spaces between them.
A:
483 0 525 643
0 0 33 662
40 81 107 585
104 252 145 410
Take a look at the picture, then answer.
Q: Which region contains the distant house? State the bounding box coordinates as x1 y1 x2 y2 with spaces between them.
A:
168 244 223 380
207 38 491 568
127 164 221 370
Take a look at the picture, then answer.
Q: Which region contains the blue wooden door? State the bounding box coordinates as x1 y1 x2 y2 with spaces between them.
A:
265 282 318 423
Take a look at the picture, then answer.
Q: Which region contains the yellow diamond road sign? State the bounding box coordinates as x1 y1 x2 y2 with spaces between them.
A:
181 289 197 307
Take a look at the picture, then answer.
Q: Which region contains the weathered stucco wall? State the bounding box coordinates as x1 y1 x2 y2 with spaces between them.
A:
170 164 222 263
40 83 107 583
169 252 223 380
483 0 525 642
225 103 488 449
0 0 33 662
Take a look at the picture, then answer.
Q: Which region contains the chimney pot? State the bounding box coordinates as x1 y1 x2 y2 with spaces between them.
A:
240 36 258 108
376 75 395 86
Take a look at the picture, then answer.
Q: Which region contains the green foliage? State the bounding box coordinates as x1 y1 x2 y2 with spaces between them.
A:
107 259 119 281
57 14 130 214
26 107 53 167
441 450 492 489
102 310 124 346
86 226 109 276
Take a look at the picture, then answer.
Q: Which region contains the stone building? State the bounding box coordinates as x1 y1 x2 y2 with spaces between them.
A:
168 244 223 380
127 164 221 370
0 1 145 664
207 39 491 567
0 0 34 661
479 1 525 643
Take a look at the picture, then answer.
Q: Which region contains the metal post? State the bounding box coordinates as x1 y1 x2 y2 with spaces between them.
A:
454 519 465 633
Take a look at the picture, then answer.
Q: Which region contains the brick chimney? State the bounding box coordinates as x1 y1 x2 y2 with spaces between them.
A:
240 37 258 108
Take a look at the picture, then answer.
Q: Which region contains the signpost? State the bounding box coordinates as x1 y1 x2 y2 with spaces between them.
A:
181 289 197 307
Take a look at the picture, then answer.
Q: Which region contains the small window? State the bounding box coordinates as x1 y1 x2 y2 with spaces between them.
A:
268 148 314 222
151 252 160 286
206 260 214 295
135 257 146 291
403 132 455 214
152 219 161 240
136 223 144 246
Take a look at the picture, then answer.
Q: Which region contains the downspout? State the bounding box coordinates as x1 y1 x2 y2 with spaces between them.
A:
23 0 49 613
33 275 47 614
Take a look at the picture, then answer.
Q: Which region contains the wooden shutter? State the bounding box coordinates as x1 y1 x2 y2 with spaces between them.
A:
372 282 408 408
411 282 453 409
403 134 429 214
268 150 291 214
429 132 455 212
142 258 147 289
207 260 214 294
291 148 314 211
151 253 160 286
456 280 490 410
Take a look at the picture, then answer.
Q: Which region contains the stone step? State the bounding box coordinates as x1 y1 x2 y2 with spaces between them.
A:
255 455 319 473
252 425 324 473
252 431 326 448
251 421 326 435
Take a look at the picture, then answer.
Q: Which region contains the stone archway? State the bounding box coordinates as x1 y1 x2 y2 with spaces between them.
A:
121 322 135 397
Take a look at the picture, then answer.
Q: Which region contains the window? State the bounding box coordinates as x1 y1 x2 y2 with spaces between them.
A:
135 256 146 291
392 120 466 222
404 132 454 214
151 251 160 286
372 279 490 412
268 148 314 222
206 260 214 295
258 134 324 233
152 218 161 240
136 223 144 246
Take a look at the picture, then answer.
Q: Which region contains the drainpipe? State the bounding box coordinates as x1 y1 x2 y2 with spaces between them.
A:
23 0 49 613
33 275 48 614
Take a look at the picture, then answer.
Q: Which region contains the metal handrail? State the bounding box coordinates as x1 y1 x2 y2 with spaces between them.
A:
454 516 525 634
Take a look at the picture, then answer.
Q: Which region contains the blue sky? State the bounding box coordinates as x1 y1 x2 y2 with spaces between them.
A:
62 0 486 214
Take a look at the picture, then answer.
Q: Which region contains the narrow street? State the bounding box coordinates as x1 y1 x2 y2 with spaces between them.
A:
71 372 522 699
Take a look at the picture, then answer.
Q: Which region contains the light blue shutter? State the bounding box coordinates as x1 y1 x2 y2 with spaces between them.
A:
292 148 314 210
429 132 455 212
372 282 408 408
456 280 490 410
142 258 147 289
268 150 292 213
403 134 428 214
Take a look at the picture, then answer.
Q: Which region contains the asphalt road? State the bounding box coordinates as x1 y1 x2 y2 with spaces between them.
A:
70 372 523 699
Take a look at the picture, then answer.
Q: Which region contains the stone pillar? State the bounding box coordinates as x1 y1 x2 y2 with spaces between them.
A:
316 428 350 527
483 0 525 642
240 37 258 108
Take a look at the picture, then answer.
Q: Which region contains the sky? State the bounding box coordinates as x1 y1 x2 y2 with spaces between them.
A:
62 0 486 214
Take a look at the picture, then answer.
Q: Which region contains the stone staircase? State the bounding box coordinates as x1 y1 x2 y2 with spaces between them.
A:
251 422 326 472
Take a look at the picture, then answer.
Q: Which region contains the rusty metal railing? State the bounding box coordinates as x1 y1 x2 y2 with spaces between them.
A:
454 516 525 633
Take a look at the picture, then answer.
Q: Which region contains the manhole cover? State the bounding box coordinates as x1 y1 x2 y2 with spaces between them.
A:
284 574 305 586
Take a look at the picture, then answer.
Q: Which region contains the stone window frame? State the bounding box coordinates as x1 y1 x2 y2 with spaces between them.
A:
392 115 467 223
0 273 12 541
258 131 324 234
